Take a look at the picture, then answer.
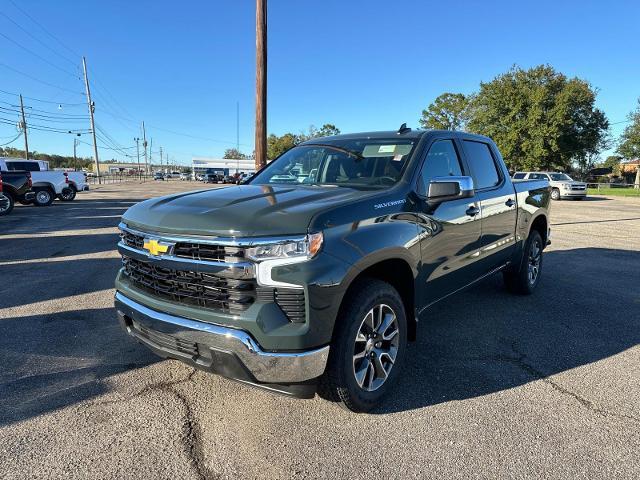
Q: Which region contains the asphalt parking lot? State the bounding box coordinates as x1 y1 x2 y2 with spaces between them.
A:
0 182 638 479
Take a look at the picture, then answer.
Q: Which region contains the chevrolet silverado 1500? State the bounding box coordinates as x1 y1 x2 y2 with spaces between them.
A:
115 128 551 412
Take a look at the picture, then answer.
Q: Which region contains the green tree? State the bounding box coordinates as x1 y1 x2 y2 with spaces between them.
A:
266 124 340 160
601 155 623 169
419 92 471 131
467 65 609 172
223 148 248 159
616 99 640 188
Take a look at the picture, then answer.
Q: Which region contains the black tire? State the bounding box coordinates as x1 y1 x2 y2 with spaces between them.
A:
551 188 560 201
0 191 15 216
33 187 55 207
319 278 408 413
503 230 544 295
58 185 77 201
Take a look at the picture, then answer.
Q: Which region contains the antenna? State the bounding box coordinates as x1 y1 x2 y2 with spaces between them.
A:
397 123 411 134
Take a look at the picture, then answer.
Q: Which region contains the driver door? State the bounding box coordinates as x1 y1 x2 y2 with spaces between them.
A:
415 137 483 306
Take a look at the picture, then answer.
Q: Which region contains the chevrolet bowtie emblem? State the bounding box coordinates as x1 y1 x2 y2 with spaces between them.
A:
143 239 170 256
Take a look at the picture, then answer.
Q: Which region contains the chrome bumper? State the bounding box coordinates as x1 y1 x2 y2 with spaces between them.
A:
114 292 329 384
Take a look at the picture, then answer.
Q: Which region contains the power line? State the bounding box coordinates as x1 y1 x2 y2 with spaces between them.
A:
0 131 22 146
7 0 81 59
0 63 85 95
0 88 85 106
0 10 79 68
0 30 80 78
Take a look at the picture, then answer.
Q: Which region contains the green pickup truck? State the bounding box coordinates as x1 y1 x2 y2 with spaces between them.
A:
115 128 551 412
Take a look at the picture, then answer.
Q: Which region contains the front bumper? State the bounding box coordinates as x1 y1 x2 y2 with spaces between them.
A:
560 189 586 198
115 292 329 397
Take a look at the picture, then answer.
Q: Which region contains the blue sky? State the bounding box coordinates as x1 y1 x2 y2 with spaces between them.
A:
0 0 638 165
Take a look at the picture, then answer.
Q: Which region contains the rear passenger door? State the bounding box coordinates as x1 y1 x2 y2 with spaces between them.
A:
461 139 517 271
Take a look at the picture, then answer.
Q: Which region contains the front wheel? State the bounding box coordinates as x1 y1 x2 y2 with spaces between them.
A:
33 187 55 207
551 188 560 201
319 278 407 412
503 230 544 295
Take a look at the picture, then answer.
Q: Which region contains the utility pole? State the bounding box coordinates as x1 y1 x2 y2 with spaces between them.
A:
82 57 101 183
159 146 163 171
134 137 141 180
236 101 240 174
254 0 267 170
73 137 78 162
19 94 29 160
149 138 153 171
18 95 29 161
142 121 148 179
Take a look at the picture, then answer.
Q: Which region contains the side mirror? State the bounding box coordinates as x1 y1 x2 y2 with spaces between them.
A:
428 176 475 202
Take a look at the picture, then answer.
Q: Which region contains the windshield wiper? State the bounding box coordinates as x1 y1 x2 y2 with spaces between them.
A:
303 143 365 161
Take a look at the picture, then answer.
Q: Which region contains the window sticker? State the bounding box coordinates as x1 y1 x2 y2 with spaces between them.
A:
378 145 396 153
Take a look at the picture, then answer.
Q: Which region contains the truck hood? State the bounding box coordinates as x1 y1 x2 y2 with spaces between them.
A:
121 184 380 237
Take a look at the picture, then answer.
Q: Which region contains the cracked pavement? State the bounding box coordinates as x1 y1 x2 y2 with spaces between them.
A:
0 182 638 479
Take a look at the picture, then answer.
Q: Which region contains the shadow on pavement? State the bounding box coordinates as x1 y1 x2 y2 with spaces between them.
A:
373 247 640 414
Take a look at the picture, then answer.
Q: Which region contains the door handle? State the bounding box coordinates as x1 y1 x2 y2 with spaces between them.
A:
466 206 480 217
505 198 515 207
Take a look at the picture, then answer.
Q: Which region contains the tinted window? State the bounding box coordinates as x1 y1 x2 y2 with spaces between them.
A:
6 161 39 171
418 139 463 195
512 172 526 179
463 141 500 189
529 173 549 180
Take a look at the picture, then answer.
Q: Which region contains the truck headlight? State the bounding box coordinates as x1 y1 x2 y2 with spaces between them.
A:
246 232 323 262
562 183 571 189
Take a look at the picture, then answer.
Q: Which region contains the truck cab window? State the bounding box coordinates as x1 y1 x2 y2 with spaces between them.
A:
463 140 500 189
417 139 462 195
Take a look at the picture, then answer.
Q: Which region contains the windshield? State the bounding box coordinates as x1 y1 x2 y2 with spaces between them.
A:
250 139 417 188
549 173 573 181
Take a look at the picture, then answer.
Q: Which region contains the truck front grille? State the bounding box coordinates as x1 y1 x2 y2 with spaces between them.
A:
122 256 256 312
121 230 144 249
133 321 199 357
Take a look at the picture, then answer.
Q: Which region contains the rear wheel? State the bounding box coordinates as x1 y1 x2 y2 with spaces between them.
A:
503 230 544 295
58 185 77 201
551 188 560 201
0 191 14 215
319 278 407 412
33 187 55 207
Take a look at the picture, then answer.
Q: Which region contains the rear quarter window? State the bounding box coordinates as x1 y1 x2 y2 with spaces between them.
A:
462 140 501 189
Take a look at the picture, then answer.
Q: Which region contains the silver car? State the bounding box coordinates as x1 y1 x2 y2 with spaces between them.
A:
513 171 587 200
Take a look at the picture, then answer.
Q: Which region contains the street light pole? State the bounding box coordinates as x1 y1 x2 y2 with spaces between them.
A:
134 137 141 181
82 57 102 184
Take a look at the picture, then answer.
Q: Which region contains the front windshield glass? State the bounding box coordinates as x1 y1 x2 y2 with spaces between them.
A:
250 138 417 188
549 173 573 181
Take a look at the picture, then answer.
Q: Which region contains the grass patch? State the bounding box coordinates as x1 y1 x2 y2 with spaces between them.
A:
588 187 640 197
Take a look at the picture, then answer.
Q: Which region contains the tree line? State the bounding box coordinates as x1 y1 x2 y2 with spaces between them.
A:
419 65 640 181
0 146 93 170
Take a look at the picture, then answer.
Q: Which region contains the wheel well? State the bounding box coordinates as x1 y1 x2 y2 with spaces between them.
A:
530 215 548 245
346 259 416 341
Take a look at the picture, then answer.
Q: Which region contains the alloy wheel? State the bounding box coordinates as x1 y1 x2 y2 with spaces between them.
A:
352 304 399 392
36 190 51 204
528 238 542 285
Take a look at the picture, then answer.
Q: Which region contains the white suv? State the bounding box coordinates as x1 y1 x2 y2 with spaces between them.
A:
513 171 587 200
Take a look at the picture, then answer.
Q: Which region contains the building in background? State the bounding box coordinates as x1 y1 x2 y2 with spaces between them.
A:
192 157 256 177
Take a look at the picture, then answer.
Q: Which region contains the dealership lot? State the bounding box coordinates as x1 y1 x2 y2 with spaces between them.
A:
0 183 638 479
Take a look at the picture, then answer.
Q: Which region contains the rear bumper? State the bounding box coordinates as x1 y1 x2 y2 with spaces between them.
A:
115 292 329 397
24 192 36 201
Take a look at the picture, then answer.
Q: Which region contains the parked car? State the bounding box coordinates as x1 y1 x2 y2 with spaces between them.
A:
0 158 89 205
179 173 190 181
202 173 218 183
513 171 587 200
222 175 236 184
153 172 165 181
114 128 551 412
0 169 36 215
